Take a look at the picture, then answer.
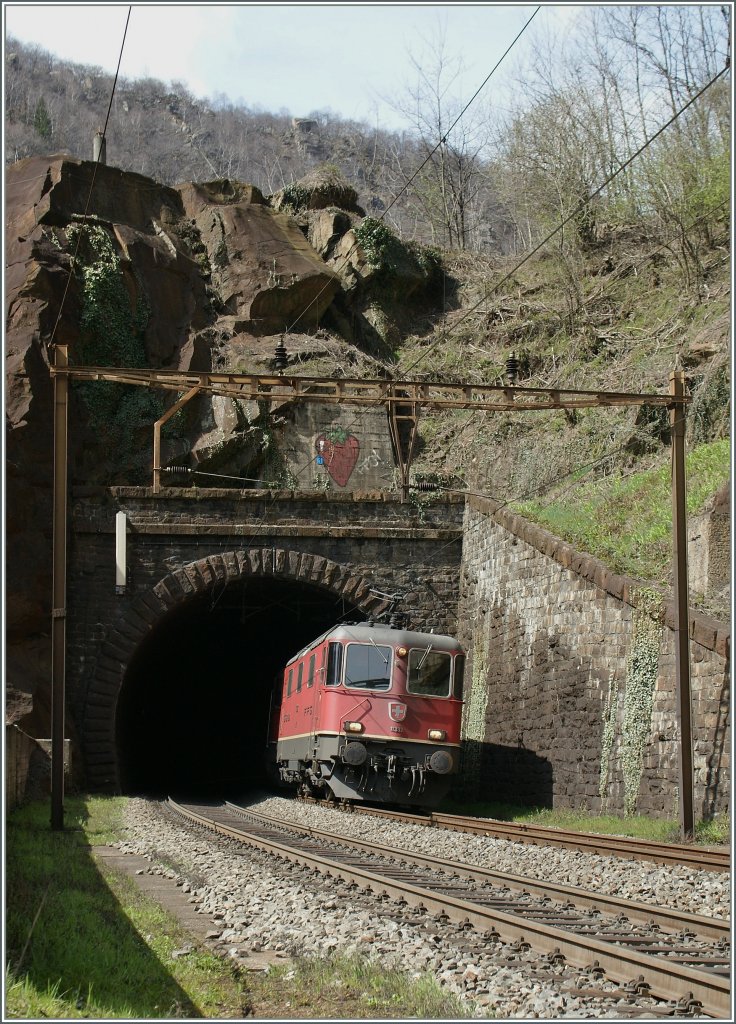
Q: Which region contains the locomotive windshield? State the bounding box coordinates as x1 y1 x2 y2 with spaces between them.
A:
407 648 452 697
344 643 392 690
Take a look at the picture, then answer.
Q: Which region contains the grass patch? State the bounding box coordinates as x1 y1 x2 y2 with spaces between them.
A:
245 953 471 1019
441 797 730 846
5 796 249 1019
5 797 476 1019
511 438 730 586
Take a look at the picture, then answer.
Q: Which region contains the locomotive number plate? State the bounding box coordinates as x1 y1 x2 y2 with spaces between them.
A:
390 725 404 733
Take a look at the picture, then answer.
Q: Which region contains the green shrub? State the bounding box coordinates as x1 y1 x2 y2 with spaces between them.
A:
280 182 312 212
354 217 404 271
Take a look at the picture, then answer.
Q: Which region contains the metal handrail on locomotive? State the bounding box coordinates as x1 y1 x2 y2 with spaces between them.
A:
267 621 465 807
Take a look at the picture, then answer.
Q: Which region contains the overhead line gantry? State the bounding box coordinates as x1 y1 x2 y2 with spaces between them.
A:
49 350 695 844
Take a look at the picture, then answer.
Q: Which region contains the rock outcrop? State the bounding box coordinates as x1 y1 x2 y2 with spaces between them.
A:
5 153 448 735
4 155 352 728
175 179 340 335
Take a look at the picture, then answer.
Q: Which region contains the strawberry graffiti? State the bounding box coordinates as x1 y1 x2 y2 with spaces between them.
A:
316 424 360 487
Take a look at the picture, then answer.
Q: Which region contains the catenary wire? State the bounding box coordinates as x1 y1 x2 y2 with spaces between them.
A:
386 187 730 498
284 6 541 336
380 6 541 221
43 11 719 573
400 63 731 376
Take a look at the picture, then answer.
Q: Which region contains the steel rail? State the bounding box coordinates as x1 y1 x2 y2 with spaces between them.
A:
167 799 730 1017
50 364 689 412
431 813 731 872
352 806 730 872
224 803 729 942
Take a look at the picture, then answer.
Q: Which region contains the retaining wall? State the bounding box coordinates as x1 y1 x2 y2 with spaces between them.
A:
5 726 71 809
458 495 730 820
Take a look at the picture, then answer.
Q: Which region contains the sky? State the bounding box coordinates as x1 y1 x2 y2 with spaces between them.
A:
3 2 584 130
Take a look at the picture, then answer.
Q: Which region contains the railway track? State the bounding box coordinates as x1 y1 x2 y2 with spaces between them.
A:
167 798 731 1017
345 804 731 873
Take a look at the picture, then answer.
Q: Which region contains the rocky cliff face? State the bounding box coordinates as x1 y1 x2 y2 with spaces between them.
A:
5 155 439 729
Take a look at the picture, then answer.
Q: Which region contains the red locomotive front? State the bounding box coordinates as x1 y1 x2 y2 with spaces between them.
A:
267 621 465 807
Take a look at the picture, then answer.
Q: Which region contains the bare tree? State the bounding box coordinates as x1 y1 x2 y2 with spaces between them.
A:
384 27 494 250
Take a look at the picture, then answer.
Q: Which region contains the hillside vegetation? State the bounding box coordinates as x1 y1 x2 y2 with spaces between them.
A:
4 7 731 613
400 230 730 548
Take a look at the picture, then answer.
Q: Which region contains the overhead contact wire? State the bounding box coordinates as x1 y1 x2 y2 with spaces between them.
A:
381 5 541 221
285 6 541 336
402 63 731 376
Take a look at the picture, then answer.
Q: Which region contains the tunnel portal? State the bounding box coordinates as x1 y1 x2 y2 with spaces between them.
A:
116 577 360 797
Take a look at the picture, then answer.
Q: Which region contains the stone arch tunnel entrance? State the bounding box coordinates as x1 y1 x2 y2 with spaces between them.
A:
73 497 464 794
115 576 361 797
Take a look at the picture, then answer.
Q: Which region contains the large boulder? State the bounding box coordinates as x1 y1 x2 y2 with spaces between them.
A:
175 179 341 335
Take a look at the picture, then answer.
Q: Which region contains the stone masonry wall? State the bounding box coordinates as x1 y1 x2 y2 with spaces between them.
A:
67 487 464 789
458 495 730 820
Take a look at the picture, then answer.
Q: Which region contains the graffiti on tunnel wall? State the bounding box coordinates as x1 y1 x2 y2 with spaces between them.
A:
315 423 361 486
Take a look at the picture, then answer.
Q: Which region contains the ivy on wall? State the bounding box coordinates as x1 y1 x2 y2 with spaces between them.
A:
68 223 150 366
598 674 620 801
621 588 663 816
66 223 166 469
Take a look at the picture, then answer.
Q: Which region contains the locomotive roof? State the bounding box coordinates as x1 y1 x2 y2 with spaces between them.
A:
286 621 463 665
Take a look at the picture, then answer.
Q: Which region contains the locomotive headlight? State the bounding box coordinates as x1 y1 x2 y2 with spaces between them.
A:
397 646 408 657
344 721 364 733
428 728 446 741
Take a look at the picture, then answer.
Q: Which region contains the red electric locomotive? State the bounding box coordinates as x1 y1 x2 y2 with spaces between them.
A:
267 620 465 807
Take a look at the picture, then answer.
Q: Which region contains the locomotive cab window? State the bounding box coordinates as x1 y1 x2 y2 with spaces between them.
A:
307 653 315 687
296 662 304 693
286 668 293 697
344 643 392 690
325 642 343 686
407 648 452 697
453 654 466 699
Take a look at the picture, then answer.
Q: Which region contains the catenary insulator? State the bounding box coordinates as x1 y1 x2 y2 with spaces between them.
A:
506 352 519 384
274 339 288 372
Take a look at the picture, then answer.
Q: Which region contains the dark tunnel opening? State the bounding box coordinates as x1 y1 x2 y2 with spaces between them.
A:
116 577 361 798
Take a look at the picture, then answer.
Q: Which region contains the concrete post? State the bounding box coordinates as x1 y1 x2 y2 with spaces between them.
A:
93 131 106 165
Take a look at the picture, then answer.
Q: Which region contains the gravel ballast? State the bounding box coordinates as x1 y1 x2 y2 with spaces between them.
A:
115 794 729 1019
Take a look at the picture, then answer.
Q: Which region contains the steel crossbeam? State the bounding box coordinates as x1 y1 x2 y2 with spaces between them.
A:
50 364 688 412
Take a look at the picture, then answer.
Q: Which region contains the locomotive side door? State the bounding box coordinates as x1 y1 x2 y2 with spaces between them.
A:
312 643 326 758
